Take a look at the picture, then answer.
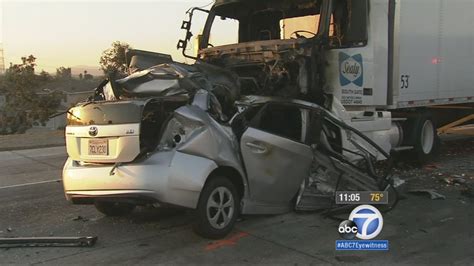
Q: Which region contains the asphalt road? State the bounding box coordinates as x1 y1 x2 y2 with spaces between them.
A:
0 144 473 264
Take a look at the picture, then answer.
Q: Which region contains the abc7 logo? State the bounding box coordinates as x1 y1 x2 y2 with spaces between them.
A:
338 205 384 240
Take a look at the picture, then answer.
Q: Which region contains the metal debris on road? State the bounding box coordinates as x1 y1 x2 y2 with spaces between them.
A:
392 177 406 188
440 217 455 223
408 189 446 200
0 236 98 248
460 184 474 198
443 176 467 185
72 216 89 222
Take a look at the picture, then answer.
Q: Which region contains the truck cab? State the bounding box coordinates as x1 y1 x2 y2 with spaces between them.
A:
179 0 387 106
178 0 400 158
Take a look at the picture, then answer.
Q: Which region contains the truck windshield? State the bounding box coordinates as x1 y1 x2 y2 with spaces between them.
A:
205 0 323 45
280 15 320 39
208 16 239 47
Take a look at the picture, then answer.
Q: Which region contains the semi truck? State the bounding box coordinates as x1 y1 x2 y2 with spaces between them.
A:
178 0 474 161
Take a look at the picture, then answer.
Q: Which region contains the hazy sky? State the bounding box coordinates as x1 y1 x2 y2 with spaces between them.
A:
1 0 220 73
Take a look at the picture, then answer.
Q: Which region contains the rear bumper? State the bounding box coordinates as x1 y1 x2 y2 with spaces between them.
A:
66 190 159 205
63 150 218 209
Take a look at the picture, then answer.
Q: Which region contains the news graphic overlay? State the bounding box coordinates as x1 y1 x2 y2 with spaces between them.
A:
349 205 383 240
335 191 388 205
338 220 358 240
336 202 389 251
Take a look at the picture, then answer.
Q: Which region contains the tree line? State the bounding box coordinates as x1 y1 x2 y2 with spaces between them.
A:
0 41 131 134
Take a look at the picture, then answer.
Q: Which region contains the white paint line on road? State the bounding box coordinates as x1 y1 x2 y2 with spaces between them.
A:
0 179 61 190
0 146 66 161
14 146 66 157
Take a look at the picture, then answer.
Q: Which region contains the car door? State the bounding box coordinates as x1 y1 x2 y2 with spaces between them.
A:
240 103 313 206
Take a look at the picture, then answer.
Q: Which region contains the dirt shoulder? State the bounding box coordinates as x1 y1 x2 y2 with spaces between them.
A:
0 129 65 151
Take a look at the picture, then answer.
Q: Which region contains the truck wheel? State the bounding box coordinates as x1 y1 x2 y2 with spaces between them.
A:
94 201 135 217
414 115 440 162
193 176 239 239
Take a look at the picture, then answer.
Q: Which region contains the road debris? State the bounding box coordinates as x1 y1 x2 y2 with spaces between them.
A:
444 175 468 185
72 216 89 222
440 217 455 223
423 164 439 171
392 177 406 188
0 236 98 248
460 184 474 198
408 189 446 200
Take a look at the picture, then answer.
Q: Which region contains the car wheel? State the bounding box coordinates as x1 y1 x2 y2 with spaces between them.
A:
193 176 240 239
94 201 136 217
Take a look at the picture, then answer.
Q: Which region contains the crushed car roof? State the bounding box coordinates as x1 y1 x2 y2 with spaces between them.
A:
236 95 325 110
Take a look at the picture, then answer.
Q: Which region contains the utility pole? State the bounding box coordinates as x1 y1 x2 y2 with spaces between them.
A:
0 43 5 74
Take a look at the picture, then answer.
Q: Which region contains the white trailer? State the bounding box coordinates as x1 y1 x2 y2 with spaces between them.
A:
316 0 474 161
324 0 474 108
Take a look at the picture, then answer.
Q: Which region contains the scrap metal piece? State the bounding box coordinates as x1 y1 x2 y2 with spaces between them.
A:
392 177 406 188
295 150 383 211
0 236 98 248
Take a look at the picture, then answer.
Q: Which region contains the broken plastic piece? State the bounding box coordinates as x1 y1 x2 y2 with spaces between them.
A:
392 177 406 188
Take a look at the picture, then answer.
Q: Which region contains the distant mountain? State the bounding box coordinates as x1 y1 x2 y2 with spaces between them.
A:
70 65 103 77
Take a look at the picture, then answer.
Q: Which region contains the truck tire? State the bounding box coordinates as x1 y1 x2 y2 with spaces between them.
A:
94 201 136 217
193 176 239 239
413 114 440 163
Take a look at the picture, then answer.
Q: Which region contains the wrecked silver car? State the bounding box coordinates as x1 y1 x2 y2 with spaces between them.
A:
63 0 396 239
63 62 394 239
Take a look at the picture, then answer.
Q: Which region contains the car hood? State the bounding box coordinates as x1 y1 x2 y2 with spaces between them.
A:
114 62 240 100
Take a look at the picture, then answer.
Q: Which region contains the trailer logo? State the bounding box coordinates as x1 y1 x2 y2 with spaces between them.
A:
339 53 363 87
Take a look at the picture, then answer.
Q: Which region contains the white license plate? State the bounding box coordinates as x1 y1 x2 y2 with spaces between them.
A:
88 139 108 156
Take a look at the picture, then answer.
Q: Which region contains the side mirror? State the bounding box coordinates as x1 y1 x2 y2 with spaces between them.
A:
177 7 209 59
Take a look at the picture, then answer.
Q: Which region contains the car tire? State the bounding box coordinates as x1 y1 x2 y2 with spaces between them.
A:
413 114 440 163
193 176 240 239
94 201 136 217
